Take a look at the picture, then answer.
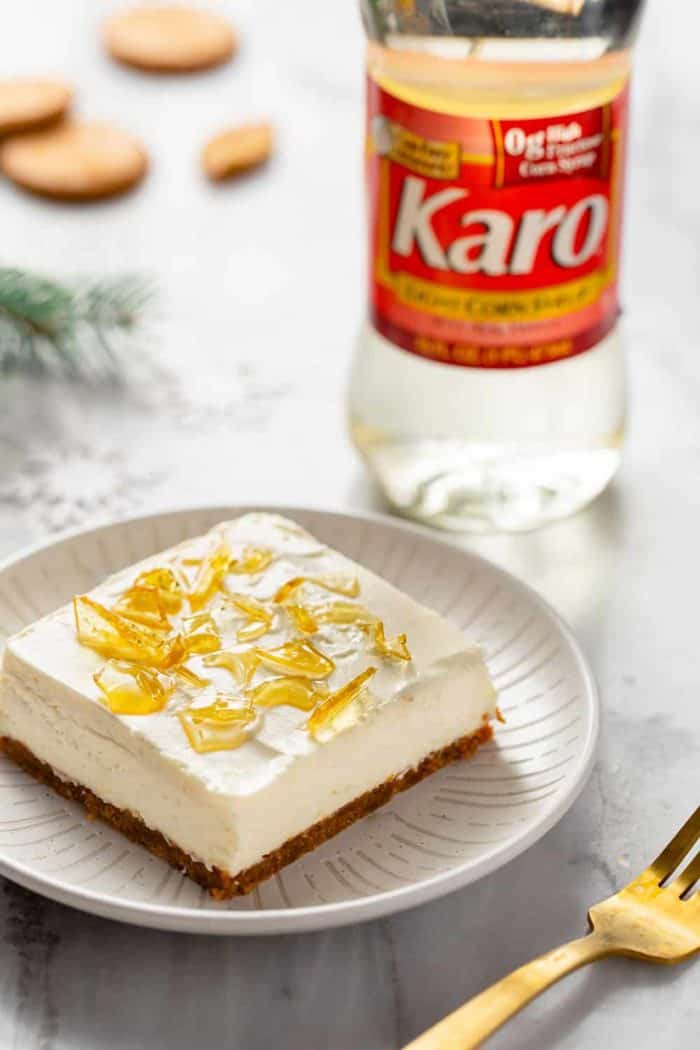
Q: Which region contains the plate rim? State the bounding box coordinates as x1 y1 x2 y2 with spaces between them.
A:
0 502 599 934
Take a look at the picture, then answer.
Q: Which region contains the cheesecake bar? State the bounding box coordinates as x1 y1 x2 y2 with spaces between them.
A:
0 513 497 897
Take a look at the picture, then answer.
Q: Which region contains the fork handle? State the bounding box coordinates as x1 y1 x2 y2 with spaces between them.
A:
402 931 611 1050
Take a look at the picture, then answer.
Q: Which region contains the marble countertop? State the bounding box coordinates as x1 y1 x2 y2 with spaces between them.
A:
0 1 698 1047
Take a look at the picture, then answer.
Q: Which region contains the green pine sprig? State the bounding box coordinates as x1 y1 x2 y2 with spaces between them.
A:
0 268 155 381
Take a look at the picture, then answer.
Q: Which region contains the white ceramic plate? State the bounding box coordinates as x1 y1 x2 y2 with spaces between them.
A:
0 506 598 934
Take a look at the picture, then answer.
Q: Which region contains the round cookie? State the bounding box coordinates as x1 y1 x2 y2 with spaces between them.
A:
104 5 237 73
202 123 273 181
0 121 148 201
0 78 72 136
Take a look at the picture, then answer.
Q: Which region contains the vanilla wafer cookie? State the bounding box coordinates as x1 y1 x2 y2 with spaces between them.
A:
1 120 148 201
202 123 273 181
104 5 237 73
0 78 72 136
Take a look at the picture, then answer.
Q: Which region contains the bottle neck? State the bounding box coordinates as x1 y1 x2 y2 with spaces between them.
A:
367 39 632 118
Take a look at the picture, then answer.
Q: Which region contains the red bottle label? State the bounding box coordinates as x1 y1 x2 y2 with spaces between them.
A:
367 77 629 369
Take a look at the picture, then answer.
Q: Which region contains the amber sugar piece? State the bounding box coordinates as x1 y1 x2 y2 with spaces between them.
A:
74 596 183 669
318 575 361 598
225 593 273 643
133 568 183 613
284 604 319 635
306 668 377 737
203 649 260 687
229 547 274 575
248 676 328 712
273 575 359 604
94 660 173 715
179 695 256 754
176 665 210 689
312 601 377 628
273 577 307 605
255 639 335 680
372 621 412 662
188 541 231 611
276 582 374 638
114 585 171 631
182 613 221 655
238 621 269 643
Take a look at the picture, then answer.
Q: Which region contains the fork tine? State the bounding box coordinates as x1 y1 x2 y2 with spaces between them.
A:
668 851 700 899
647 806 700 884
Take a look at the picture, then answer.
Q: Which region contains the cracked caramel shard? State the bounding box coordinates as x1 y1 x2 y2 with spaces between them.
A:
248 677 328 713
188 540 231 611
0 513 497 898
73 595 183 669
179 696 256 754
230 547 274 575
254 639 335 680
224 593 274 643
182 612 221 655
372 621 412 662
94 660 174 716
203 649 260 687
306 667 377 738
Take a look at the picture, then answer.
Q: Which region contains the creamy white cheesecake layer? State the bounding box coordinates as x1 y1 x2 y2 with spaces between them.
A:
0 514 497 874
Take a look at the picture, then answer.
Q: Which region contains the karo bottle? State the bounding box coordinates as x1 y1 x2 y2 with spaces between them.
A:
349 0 645 530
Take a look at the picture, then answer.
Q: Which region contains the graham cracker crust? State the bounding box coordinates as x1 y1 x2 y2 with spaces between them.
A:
0 723 493 899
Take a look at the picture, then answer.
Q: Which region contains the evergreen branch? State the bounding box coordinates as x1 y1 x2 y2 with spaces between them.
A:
0 267 155 382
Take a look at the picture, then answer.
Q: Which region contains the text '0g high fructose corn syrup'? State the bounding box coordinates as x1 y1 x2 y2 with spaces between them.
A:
349 0 645 530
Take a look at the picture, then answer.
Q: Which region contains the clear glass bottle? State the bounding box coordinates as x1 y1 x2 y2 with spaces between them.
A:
349 0 645 531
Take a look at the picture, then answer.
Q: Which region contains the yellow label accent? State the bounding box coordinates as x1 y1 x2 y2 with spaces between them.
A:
491 119 505 188
388 267 612 324
387 123 461 180
461 151 494 167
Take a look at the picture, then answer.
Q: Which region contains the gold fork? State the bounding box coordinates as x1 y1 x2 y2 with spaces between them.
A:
404 806 700 1050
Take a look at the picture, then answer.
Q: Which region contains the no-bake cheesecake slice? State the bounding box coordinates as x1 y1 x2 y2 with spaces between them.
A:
0 513 497 897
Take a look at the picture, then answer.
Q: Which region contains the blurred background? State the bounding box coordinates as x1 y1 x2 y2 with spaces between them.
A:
0 0 697 557
0 0 364 544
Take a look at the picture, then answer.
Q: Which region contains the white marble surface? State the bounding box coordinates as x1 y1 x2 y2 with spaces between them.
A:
0 0 698 1047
